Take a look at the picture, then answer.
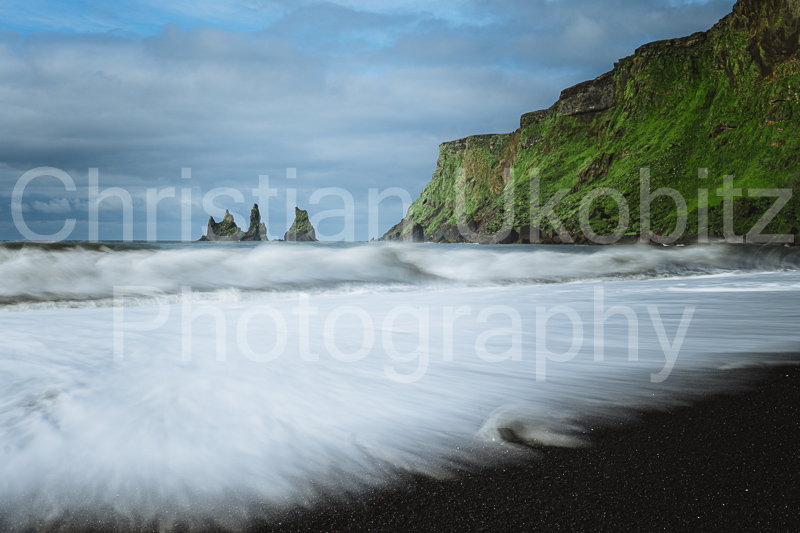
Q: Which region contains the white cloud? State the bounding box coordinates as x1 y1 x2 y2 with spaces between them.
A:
29 198 73 214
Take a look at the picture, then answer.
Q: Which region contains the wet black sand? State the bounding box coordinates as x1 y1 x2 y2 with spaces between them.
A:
260 366 800 532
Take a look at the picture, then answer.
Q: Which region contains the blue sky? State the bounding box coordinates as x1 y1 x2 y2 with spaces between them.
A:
0 0 736 240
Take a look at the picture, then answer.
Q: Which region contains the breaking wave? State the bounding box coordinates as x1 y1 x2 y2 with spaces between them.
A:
1 241 799 308
2 241 800 530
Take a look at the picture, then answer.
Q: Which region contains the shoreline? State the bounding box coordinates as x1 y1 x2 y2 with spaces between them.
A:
265 366 800 532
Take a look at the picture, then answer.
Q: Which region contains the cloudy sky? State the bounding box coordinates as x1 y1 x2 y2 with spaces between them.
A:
0 0 735 241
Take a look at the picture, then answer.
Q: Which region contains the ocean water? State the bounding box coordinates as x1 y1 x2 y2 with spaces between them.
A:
1 241 799 530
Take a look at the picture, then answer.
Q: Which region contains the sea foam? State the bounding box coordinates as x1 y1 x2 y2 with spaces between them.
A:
1 241 799 308
1 243 799 530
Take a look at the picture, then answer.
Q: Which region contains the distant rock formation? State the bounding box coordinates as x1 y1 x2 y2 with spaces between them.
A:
284 207 317 242
241 204 269 241
200 210 243 241
199 204 268 242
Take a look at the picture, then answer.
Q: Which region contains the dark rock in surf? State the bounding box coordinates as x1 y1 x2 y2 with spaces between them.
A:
241 204 269 242
201 205 269 242
284 207 317 242
203 209 244 241
411 223 425 243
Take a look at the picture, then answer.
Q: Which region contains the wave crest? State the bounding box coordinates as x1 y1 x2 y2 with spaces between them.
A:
0 242 798 307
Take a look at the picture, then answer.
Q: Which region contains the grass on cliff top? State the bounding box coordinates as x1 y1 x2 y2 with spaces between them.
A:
404 13 800 241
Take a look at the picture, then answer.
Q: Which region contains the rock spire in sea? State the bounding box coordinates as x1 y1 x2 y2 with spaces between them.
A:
284 207 317 242
200 204 268 242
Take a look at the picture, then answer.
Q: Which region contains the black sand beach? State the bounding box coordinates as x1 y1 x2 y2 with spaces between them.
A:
262 366 800 532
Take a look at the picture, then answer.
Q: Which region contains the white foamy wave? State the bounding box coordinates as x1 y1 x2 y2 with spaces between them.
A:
1 241 799 308
1 269 799 530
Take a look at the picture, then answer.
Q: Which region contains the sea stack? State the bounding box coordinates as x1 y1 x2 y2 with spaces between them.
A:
201 204 268 241
241 204 269 241
284 207 317 242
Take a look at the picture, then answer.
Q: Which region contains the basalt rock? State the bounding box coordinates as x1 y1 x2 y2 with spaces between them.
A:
557 72 616 117
200 204 268 242
284 207 317 242
410 223 425 243
202 210 244 241
241 204 269 242
379 220 426 242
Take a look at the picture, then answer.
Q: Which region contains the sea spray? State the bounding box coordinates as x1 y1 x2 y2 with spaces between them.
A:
1 243 800 530
1 242 800 308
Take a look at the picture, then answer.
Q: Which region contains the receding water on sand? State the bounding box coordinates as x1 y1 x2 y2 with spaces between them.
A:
1 242 799 530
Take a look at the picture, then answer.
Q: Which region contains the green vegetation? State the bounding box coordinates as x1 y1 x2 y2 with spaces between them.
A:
384 0 800 243
210 211 241 237
284 207 317 242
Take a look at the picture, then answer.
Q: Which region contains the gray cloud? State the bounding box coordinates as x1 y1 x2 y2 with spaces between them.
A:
0 0 735 240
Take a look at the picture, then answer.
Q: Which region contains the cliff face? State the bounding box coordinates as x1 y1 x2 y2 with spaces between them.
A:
383 0 800 244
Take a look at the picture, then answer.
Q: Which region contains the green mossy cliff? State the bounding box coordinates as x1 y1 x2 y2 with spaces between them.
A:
382 0 800 244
